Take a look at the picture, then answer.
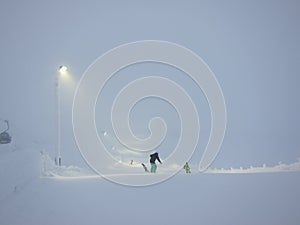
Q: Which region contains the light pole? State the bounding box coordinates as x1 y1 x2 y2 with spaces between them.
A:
55 65 67 166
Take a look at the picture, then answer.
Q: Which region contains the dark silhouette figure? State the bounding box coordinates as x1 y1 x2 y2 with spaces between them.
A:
150 152 162 173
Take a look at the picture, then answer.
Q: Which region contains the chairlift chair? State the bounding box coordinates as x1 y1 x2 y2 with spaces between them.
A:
0 120 11 144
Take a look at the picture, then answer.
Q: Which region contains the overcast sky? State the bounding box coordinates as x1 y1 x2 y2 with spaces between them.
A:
1 0 299 169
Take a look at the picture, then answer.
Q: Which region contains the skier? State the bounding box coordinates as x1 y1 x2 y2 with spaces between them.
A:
184 162 191 173
150 152 162 173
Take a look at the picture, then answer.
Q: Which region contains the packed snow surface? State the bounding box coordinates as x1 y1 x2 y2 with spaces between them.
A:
1 145 300 225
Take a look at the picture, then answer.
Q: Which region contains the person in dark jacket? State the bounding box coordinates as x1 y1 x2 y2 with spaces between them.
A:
150 152 162 173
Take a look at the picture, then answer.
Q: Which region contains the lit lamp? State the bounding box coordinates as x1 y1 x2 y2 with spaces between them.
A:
58 65 68 74
55 65 68 166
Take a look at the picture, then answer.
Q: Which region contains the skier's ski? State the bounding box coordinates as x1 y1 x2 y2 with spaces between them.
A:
141 163 149 172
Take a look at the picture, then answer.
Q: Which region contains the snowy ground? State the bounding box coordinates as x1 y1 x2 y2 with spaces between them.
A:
1 145 300 225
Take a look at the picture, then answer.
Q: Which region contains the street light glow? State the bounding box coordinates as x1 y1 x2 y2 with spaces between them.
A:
58 65 68 74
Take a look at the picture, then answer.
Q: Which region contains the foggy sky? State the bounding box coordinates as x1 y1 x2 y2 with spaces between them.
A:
1 0 299 168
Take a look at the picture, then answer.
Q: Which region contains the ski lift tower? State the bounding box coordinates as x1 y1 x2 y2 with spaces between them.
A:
55 65 68 166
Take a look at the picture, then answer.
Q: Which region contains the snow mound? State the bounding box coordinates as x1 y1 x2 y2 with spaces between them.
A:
41 151 300 178
41 153 185 178
205 158 300 174
41 153 96 178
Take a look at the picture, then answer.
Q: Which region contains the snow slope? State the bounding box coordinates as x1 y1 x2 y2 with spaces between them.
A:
1 145 300 225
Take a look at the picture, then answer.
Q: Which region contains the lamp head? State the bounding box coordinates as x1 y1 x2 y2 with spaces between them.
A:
58 65 68 74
